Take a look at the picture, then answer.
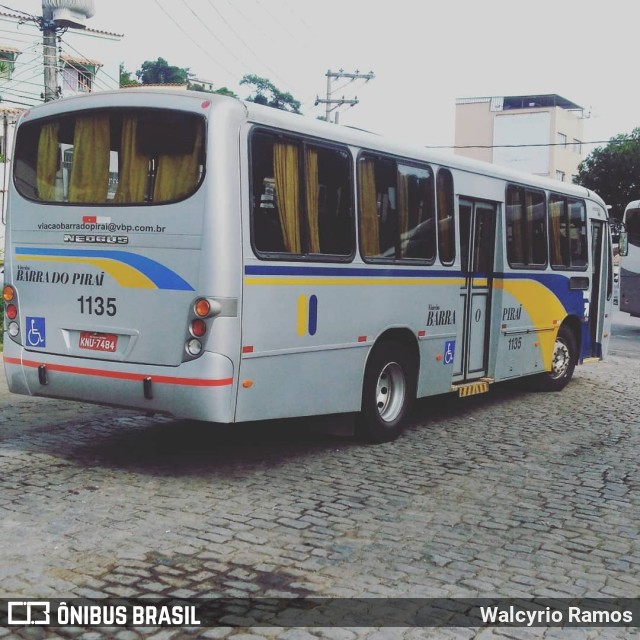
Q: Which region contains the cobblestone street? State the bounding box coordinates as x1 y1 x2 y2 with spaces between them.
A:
0 354 638 639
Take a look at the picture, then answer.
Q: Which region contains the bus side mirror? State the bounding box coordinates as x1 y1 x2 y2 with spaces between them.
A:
618 231 629 257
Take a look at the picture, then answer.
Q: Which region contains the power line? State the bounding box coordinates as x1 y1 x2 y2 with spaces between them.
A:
203 0 290 89
0 3 37 19
426 138 640 150
180 0 249 74
152 0 237 80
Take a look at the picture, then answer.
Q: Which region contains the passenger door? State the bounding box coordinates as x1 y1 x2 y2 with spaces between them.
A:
456 199 496 380
588 219 612 357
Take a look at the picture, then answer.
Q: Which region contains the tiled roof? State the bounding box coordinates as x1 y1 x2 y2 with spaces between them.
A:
60 53 103 67
0 11 123 38
0 105 25 116
120 83 189 89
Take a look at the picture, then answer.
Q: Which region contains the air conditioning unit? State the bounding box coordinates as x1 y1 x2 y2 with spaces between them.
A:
43 0 95 29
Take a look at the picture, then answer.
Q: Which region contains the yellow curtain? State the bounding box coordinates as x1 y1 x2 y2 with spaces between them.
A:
36 122 60 201
69 115 111 202
273 142 301 253
437 174 453 263
114 116 149 203
154 122 204 202
398 171 410 245
358 159 380 256
305 148 320 253
549 199 564 266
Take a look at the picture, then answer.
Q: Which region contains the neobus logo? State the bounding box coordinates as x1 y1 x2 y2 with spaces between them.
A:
64 234 128 244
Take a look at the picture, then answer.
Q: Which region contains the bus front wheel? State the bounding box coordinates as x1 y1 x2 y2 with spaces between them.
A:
356 341 416 444
536 325 577 392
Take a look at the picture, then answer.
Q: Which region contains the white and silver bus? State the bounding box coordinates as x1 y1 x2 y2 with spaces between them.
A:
619 200 640 317
2 90 614 442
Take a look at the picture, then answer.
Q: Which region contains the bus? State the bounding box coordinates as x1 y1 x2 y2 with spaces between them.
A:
619 200 640 317
2 90 614 443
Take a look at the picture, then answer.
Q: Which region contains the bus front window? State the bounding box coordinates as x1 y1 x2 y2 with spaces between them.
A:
14 108 205 205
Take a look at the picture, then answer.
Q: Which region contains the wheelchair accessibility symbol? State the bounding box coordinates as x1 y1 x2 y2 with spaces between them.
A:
443 340 455 365
26 317 46 348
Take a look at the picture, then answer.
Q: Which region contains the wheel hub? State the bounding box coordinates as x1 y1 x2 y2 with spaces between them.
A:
375 362 406 422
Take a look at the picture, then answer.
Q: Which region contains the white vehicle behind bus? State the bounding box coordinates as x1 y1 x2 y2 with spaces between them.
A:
618 200 640 317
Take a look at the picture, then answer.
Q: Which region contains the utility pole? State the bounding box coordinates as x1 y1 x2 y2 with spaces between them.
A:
41 1 58 102
315 69 374 124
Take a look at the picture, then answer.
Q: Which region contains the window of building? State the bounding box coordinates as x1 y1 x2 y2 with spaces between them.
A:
505 185 547 268
358 153 436 262
549 194 588 269
556 132 567 147
556 170 565 182
0 46 19 80
572 139 581 154
60 55 101 94
251 130 353 258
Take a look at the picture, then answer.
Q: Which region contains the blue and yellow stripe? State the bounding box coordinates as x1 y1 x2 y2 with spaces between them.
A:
15 247 194 291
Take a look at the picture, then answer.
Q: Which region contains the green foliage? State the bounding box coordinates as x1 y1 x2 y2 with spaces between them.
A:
240 74 301 113
574 128 640 220
126 59 300 111
136 58 189 85
119 63 140 87
188 82 237 98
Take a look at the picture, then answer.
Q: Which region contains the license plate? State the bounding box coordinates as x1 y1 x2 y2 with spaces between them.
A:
79 332 117 352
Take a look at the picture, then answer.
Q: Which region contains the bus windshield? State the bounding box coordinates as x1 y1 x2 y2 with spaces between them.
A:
14 108 205 206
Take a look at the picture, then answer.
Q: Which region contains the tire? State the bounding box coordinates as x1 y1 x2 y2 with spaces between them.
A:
355 341 417 443
536 324 577 391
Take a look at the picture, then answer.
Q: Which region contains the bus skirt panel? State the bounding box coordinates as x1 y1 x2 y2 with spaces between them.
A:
3 344 236 423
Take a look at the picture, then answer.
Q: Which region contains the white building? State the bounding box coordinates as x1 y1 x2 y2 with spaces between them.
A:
0 4 122 258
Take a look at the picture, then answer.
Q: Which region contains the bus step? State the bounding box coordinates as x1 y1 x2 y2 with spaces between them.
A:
582 357 601 364
452 378 493 398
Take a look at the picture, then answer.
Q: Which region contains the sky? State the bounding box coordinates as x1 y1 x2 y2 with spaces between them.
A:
14 0 640 152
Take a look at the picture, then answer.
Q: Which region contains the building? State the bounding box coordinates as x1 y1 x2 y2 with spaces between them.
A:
454 94 585 183
0 6 121 258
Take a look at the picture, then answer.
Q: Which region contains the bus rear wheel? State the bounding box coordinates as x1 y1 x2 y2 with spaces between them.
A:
356 341 416 443
536 325 577 391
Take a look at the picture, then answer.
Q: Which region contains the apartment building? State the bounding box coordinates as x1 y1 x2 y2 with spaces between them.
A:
454 94 585 182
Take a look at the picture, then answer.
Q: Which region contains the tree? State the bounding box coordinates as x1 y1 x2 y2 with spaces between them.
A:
119 63 140 87
188 81 237 98
136 58 189 85
574 128 640 220
240 74 301 113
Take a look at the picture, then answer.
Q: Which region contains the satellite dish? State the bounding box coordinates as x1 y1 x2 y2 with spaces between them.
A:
43 0 95 29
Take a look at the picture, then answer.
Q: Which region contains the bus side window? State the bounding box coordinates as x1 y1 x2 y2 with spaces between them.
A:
398 164 436 261
250 131 353 258
310 146 353 256
251 133 287 253
506 185 547 268
569 200 588 267
550 194 588 269
358 155 436 263
436 168 456 265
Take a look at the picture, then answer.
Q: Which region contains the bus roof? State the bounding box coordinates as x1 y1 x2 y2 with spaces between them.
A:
19 88 607 211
